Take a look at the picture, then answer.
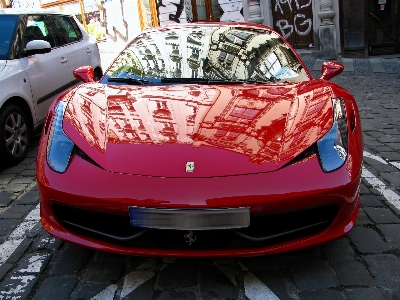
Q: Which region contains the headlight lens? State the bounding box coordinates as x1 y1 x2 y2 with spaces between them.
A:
46 102 75 173
317 97 348 172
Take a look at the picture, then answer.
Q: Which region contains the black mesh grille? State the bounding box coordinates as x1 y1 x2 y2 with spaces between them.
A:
52 204 339 251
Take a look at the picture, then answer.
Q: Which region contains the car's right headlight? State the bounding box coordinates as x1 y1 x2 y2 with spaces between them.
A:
46 101 75 173
317 97 348 172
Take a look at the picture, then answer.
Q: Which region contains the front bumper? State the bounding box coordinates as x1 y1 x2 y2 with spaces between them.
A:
37 148 361 257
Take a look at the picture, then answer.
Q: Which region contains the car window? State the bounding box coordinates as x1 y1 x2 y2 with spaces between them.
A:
0 14 19 60
52 15 82 46
24 15 57 48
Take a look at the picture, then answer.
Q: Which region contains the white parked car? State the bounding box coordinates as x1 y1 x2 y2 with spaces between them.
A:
0 9 102 168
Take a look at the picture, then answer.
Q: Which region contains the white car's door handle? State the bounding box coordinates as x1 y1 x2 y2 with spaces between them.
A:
61 57 68 63
86 48 91 53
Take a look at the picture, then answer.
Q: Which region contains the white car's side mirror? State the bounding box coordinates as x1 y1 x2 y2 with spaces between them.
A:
24 40 51 56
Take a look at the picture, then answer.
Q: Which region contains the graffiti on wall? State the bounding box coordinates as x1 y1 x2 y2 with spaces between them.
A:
274 0 312 40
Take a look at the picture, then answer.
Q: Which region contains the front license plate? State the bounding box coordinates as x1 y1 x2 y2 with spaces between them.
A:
129 207 250 230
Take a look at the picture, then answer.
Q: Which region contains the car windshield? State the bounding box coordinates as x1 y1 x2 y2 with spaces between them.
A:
0 14 19 60
103 25 309 85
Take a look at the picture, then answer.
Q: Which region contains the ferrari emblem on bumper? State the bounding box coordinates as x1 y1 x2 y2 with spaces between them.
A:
184 231 196 245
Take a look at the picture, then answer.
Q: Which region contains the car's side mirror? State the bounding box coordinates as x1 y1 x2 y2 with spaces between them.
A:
24 40 51 57
320 61 344 81
73 66 94 83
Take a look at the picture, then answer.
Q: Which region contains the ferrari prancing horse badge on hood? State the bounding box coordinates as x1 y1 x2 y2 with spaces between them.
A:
186 162 194 172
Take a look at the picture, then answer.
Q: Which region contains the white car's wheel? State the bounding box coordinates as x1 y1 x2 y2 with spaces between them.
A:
0 104 31 168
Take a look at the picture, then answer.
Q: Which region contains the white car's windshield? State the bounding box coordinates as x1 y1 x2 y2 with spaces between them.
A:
0 14 19 60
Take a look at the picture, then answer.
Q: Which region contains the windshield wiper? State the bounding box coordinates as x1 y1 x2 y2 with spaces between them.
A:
108 77 154 85
161 78 244 84
160 78 273 84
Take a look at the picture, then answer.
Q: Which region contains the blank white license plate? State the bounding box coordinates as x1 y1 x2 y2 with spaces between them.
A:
129 207 250 230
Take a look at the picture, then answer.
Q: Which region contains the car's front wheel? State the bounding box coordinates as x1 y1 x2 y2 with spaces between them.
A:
0 104 31 169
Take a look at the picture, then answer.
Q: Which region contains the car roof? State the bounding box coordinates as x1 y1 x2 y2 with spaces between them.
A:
0 8 67 16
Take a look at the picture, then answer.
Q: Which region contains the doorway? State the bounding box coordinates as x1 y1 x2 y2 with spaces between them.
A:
339 0 400 57
190 0 221 22
271 0 314 49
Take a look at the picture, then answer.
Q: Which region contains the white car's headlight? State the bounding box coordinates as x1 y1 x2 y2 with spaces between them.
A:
317 97 348 172
46 102 75 173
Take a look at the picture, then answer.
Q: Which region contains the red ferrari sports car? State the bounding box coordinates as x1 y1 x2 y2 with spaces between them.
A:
37 23 363 257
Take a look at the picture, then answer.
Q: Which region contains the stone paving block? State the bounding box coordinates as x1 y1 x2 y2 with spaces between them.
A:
366 163 398 173
74 283 114 300
93 250 130 263
15 252 52 274
9 177 35 185
287 259 336 291
6 239 33 263
355 210 373 226
370 59 385 73
20 157 36 165
200 264 237 299
298 289 345 300
282 246 322 259
380 172 400 186
35 232 63 250
2 183 28 193
0 219 20 236
124 275 156 300
348 227 391 253
377 224 400 249
32 276 78 300
342 59 354 72
15 191 39 205
246 269 291 300
379 152 400 161
19 169 36 177
345 288 385 300
160 290 196 300
321 238 355 262
313 59 324 71
386 143 400 150
0 191 14 207
157 259 198 289
83 261 122 283
331 261 374 286
363 207 400 224
359 183 370 194
0 165 26 175
240 254 281 271
364 254 400 291
0 263 12 281
0 275 37 300
360 194 385 207
0 174 14 185
0 204 33 219
50 244 91 275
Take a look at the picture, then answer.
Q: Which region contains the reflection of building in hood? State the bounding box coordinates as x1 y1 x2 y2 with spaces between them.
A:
64 79 332 168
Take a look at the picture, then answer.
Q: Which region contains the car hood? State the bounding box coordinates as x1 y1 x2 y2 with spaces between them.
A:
62 81 334 177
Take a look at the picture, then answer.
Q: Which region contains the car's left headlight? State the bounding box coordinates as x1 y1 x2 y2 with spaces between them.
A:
317 97 348 172
46 101 75 173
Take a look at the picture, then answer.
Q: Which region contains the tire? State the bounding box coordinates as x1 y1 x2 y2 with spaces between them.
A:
0 104 31 169
94 69 103 81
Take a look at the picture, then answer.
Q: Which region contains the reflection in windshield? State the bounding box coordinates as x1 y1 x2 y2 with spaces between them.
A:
106 24 309 84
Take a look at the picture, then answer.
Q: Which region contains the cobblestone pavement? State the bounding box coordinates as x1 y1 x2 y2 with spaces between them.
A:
0 57 400 300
